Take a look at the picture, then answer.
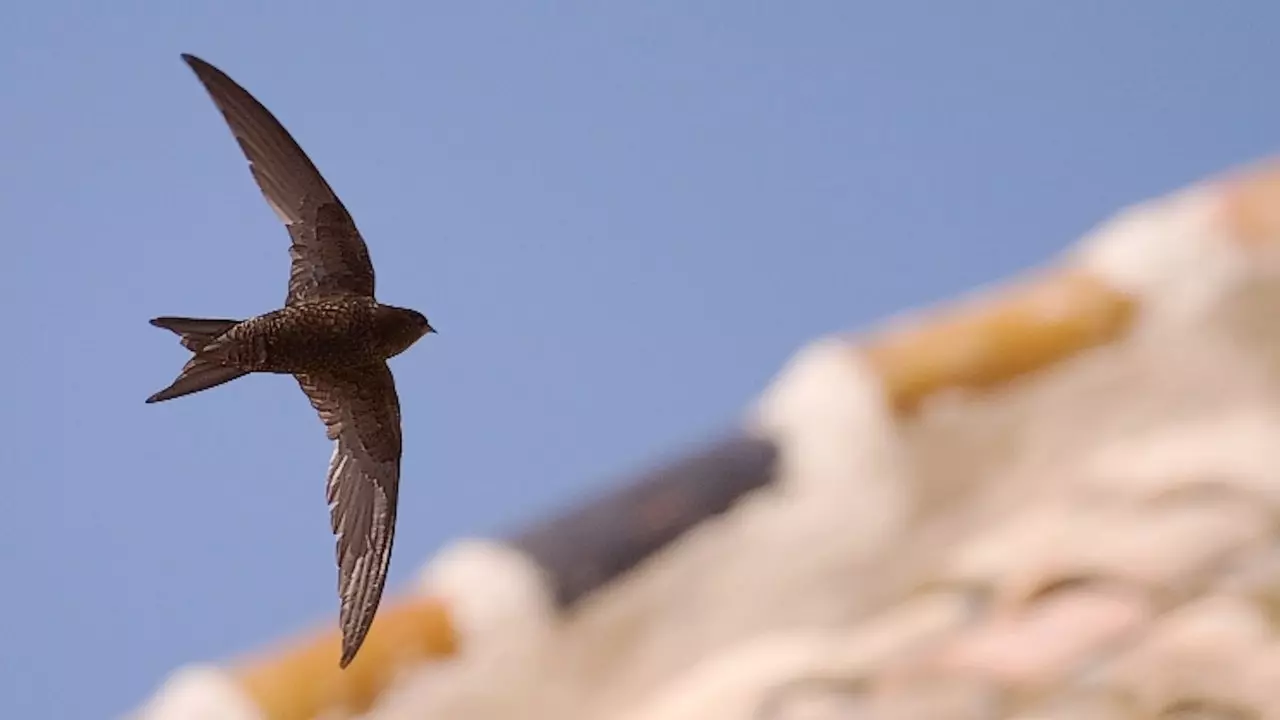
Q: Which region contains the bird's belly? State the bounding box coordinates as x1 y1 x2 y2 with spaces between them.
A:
230 306 383 373
259 333 378 373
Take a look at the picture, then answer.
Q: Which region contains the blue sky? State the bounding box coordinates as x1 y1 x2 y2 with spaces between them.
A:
3 3 1278 717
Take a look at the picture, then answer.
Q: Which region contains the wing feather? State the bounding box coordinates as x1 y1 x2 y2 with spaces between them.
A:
295 362 402 668
181 53 377 304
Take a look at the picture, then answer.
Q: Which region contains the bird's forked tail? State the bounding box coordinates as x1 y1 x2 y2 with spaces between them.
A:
150 316 240 352
146 316 248 404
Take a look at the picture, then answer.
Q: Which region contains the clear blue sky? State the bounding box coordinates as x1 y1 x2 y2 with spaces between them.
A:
3 3 1278 717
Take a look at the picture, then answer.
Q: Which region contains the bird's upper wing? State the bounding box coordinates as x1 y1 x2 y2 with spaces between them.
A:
295 362 402 668
181 53 376 305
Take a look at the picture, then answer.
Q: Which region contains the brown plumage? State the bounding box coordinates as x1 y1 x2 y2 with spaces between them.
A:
146 53 436 668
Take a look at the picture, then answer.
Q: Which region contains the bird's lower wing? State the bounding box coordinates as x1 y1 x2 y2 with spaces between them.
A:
295 362 402 668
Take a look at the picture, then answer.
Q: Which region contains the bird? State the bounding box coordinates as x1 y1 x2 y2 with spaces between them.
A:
146 53 436 669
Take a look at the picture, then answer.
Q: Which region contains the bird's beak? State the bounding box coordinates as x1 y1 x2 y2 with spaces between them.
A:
427 326 438 335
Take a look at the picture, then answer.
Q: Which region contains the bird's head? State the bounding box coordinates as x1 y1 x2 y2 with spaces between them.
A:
406 308 437 339
380 305 437 358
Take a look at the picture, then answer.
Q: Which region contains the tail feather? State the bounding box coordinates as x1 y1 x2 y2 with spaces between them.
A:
146 357 249 404
147 316 248 404
150 316 240 352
